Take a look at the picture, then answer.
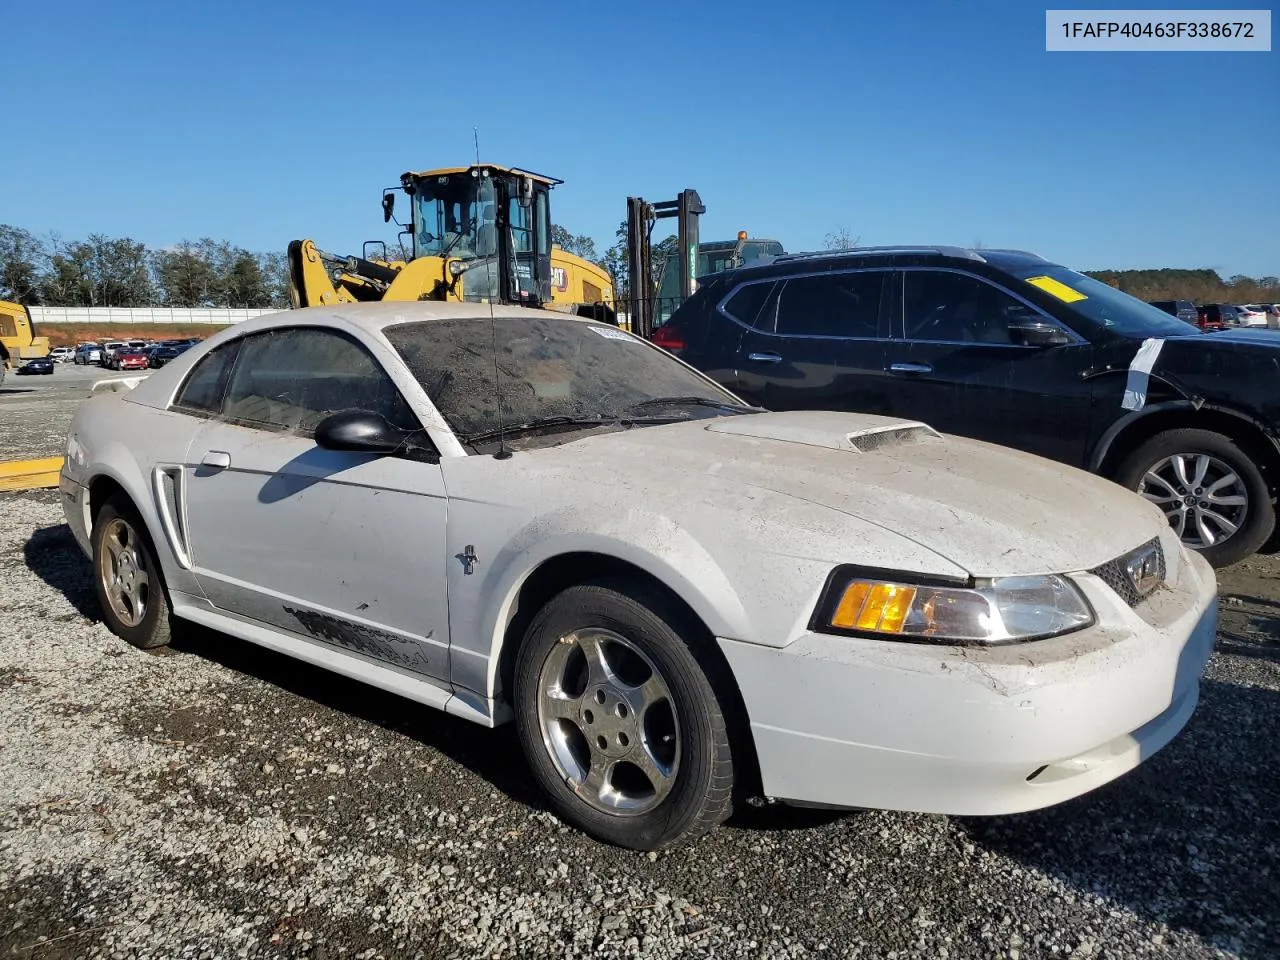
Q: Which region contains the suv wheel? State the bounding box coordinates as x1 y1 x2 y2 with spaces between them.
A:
1115 428 1274 567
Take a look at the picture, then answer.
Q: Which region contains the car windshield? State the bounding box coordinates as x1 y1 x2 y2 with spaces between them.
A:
1006 264 1197 337
384 316 750 441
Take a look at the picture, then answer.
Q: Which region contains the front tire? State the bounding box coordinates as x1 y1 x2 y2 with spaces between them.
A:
514 580 734 850
1115 428 1274 568
91 496 174 649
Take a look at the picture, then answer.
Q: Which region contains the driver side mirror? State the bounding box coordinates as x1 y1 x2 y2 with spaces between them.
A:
315 409 404 454
1008 318 1070 348
382 192 395 223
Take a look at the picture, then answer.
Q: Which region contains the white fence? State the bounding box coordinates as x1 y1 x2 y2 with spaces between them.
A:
28 306 282 326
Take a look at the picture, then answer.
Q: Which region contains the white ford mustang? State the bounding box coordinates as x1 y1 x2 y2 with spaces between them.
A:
59 301 1218 849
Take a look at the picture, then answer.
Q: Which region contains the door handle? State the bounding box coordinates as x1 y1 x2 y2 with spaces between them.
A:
747 352 783 363
888 362 933 375
201 451 231 469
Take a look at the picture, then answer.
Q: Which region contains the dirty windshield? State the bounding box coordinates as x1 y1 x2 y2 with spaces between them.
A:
384 316 752 443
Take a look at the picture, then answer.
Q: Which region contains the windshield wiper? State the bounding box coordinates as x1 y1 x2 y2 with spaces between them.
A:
464 414 686 446
629 396 757 413
463 416 617 445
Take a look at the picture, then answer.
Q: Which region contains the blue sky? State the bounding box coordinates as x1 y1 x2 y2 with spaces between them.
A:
4 0 1277 277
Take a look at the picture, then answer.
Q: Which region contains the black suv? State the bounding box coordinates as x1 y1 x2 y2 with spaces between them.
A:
1148 299 1199 327
656 246 1280 567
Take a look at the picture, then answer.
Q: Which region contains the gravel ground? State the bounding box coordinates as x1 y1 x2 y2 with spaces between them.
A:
0 363 105 461
1 489 1277 960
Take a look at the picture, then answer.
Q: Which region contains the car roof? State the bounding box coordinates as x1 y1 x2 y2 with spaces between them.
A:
210 300 590 340
710 245 1053 282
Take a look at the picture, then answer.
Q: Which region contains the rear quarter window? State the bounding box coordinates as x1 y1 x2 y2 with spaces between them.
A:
174 341 241 415
723 282 778 331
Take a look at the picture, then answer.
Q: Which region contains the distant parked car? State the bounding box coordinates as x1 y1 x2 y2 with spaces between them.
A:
49 346 75 363
99 341 126 366
110 350 149 371
1196 305 1236 331
17 356 55 375
1148 300 1199 326
1233 305 1269 327
1245 304 1280 328
145 342 193 369
74 343 102 365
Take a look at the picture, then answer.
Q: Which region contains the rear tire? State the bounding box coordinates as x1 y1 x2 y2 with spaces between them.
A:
513 579 734 850
1114 428 1274 568
91 496 174 649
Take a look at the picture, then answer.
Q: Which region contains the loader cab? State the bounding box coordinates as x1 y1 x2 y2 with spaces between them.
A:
403 164 556 306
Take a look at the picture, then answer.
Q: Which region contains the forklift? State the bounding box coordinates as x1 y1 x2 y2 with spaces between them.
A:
624 189 704 339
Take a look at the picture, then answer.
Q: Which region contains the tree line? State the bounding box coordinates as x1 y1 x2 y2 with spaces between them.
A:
0 225 289 309
1083 267 1279 304
4 222 1276 310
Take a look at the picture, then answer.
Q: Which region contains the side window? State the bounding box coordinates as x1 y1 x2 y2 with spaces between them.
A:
774 271 884 338
723 281 778 331
902 271 1042 344
221 328 420 435
174 341 241 415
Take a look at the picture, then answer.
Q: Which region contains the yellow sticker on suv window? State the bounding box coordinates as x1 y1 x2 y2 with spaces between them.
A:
1025 275 1088 303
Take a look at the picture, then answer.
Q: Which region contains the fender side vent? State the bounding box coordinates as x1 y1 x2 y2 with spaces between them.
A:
152 466 191 569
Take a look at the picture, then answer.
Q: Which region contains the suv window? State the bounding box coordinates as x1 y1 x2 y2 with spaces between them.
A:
902 271 1041 344
774 271 884 338
723 281 778 331
174 341 241 414
220 328 419 434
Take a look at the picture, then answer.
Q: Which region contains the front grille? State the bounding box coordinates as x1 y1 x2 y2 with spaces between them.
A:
1089 537 1166 607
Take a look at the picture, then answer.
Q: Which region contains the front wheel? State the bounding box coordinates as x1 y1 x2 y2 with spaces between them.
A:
91 496 174 649
514 580 734 850
1115 428 1274 568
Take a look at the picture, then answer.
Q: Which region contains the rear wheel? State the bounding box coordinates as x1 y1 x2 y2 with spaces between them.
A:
514 580 734 850
1115 428 1274 568
91 496 174 649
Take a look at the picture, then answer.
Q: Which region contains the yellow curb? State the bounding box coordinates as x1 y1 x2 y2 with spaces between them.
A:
0 456 65 491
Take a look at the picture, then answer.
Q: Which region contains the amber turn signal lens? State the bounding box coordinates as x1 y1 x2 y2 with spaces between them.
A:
831 581 917 633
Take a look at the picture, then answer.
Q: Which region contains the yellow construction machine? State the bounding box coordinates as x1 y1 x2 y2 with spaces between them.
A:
288 164 616 320
0 300 51 362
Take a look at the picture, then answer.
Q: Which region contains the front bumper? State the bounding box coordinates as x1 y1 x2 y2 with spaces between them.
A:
720 548 1217 815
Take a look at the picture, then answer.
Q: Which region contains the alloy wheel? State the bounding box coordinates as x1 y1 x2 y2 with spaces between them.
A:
536 628 680 816
96 516 151 627
1138 453 1249 549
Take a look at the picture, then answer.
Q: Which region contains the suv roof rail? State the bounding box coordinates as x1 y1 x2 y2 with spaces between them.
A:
972 248 1047 261
770 245 989 264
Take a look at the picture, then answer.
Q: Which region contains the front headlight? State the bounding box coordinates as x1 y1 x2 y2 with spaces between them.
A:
814 571 1094 645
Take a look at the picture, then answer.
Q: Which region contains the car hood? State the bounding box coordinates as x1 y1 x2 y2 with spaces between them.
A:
551 410 1169 577
1195 328 1280 346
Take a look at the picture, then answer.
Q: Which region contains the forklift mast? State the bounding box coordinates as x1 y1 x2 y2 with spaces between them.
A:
625 189 704 339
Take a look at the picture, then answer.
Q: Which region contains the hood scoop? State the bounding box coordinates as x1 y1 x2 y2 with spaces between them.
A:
704 410 939 453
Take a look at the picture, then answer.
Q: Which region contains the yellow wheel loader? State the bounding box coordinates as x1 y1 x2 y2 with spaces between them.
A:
0 300 51 363
288 164 616 321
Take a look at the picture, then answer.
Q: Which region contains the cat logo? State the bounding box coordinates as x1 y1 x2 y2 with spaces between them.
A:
552 267 568 292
